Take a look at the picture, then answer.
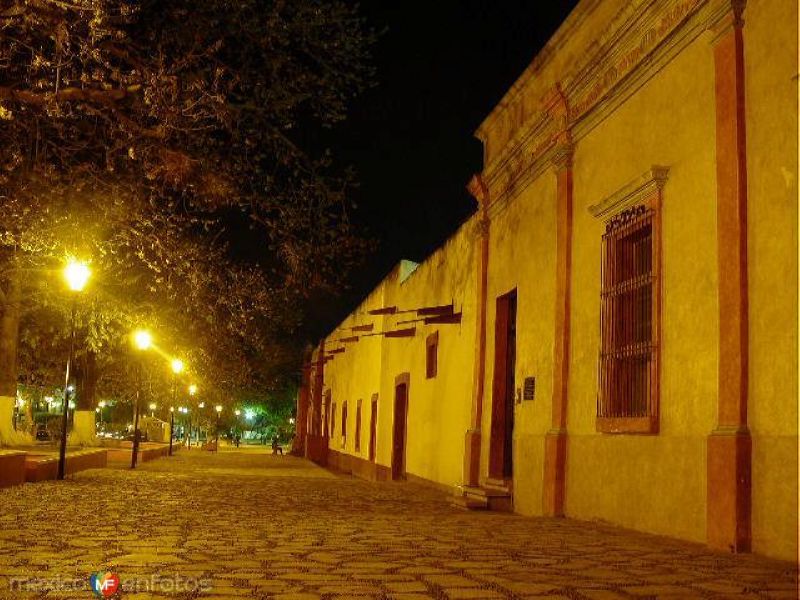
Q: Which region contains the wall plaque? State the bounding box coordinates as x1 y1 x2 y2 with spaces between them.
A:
523 376 536 401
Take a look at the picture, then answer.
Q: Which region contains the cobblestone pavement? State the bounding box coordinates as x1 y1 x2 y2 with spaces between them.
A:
0 449 796 600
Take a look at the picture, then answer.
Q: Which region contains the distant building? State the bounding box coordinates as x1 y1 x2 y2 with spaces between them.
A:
296 0 797 562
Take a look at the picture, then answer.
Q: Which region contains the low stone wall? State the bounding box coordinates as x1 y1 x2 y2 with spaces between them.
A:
24 449 108 483
106 443 173 464
327 448 391 481
0 450 26 488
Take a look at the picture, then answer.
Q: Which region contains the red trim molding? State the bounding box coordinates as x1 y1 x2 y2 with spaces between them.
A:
707 0 751 554
543 85 573 518
463 174 491 488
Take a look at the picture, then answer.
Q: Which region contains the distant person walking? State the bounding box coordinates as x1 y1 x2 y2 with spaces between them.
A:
234 434 241 448
271 436 283 456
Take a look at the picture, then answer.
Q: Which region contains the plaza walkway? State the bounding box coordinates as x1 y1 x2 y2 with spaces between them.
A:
0 448 796 599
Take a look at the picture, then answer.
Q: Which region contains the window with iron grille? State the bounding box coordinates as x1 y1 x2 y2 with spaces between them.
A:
426 331 439 379
598 203 659 433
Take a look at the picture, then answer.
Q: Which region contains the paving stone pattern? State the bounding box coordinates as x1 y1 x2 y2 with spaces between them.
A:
0 449 796 599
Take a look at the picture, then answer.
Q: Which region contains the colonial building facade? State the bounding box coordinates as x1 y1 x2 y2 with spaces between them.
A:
295 0 798 562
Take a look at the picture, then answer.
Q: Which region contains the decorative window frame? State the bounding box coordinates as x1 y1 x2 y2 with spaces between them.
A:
589 166 668 434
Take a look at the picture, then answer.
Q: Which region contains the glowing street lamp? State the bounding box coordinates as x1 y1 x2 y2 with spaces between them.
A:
171 358 184 375
130 329 153 469
133 330 153 351
64 260 91 292
149 402 157 417
234 409 241 417
188 384 198 396
58 259 91 481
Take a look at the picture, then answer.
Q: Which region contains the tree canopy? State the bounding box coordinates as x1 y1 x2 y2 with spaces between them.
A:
0 0 373 407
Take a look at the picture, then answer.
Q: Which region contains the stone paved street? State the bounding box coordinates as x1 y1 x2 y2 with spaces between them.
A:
0 449 796 599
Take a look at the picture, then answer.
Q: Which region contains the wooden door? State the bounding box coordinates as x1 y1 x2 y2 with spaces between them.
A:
489 290 517 480
392 381 409 480
369 394 378 462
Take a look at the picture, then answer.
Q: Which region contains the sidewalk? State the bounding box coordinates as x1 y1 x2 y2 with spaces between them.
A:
0 450 795 599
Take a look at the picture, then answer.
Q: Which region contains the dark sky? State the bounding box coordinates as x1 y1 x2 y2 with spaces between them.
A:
310 1 580 336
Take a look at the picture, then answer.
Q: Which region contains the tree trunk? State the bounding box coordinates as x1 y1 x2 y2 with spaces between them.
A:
76 351 98 410
0 258 25 445
72 350 98 445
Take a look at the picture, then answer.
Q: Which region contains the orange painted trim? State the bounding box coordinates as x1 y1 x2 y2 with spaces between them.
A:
464 174 490 488
542 429 567 517
543 128 573 517
550 164 573 431
713 18 749 430
707 428 752 553
707 4 751 554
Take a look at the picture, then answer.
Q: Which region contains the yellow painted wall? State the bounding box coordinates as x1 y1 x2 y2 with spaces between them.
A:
324 222 478 489
564 30 719 544
743 0 798 562
318 0 797 563
376 223 477 487
481 173 557 516
323 280 386 456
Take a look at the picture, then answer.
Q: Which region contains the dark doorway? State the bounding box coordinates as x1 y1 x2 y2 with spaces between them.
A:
489 290 517 480
392 375 410 480
323 390 331 440
369 394 378 462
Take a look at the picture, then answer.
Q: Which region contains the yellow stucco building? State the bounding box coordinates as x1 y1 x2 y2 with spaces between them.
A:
296 0 798 562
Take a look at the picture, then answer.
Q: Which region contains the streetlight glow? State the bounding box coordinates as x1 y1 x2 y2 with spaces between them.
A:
244 409 255 420
234 409 241 416
215 405 223 413
64 260 91 292
133 330 153 350
188 384 198 396
198 402 205 409
171 358 184 374
149 402 157 411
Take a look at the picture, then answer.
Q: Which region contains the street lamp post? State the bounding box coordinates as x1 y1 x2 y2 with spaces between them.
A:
215 405 222 452
169 358 183 457
58 260 90 481
187 384 197 447
169 407 175 456
131 329 152 469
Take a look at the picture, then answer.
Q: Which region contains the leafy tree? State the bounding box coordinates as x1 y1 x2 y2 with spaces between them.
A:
0 0 373 425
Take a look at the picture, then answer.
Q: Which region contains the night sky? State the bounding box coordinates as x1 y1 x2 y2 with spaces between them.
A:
310 1 580 337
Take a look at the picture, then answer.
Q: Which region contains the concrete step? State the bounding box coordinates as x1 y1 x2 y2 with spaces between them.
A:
462 484 513 512
450 493 488 510
484 477 513 494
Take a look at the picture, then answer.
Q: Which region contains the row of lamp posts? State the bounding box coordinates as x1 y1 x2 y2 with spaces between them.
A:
56 258 228 480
